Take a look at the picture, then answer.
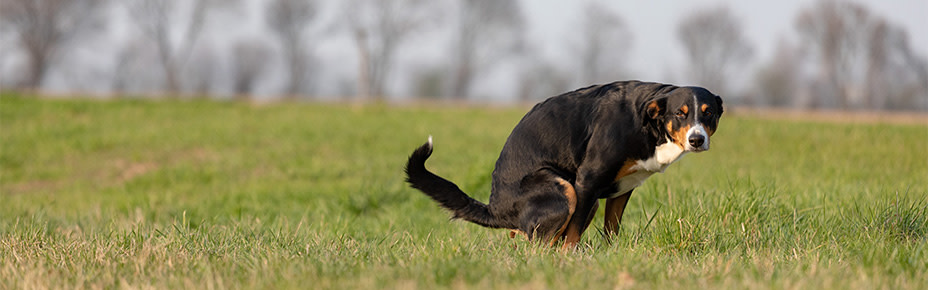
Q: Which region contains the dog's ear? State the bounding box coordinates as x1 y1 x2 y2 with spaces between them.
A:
715 95 724 115
643 97 667 120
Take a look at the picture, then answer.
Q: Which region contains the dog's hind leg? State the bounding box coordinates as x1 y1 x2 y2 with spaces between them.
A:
516 171 576 246
548 178 577 247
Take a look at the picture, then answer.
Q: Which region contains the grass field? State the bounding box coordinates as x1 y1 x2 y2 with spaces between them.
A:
1 94 926 289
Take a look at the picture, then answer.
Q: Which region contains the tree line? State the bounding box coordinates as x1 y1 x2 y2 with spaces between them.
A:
1 0 925 110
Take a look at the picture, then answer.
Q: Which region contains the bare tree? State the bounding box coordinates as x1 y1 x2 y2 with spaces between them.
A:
677 6 753 99
574 1 631 85
230 41 272 99
126 0 213 96
796 0 928 110
184 45 218 97
266 0 318 99
412 66 447 100
517 52 571 103
753 40 802 107
873 27 928 110
796 0 866 108
345 0 436 100
0 0 104 90
111 38 151 95
450 0 525 100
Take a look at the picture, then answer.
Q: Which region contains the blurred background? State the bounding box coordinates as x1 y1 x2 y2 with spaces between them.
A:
0 0 926 110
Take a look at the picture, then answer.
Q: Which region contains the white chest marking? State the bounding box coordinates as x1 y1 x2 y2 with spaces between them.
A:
608 141 687 198
632 141 687 172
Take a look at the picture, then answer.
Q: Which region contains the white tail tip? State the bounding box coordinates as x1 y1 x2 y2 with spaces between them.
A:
427 135 433 146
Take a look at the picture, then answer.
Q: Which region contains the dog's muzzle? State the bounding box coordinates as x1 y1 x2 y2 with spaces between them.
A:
685 124 710 152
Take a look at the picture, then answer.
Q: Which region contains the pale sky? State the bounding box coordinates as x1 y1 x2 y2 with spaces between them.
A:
522 0 928 85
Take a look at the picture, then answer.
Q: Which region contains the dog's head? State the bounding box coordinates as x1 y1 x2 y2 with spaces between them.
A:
642 86 723 152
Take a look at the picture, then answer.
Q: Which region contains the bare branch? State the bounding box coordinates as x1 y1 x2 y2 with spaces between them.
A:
795 0 927 109
677 6 753 99
575 1 631 85
266 0 318 98
126 0 214 95
345 0 437 100
449 0 525 99
230 41 272 99
0 0 104 90
753 40 802 107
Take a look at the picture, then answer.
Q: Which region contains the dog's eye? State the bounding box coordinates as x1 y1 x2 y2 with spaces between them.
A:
675 111 686 118
704 111 712 117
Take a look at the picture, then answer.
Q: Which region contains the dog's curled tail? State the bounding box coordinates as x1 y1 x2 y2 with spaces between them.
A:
405 136 505 228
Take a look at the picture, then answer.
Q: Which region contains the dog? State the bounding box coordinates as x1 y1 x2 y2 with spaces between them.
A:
405 81 723 249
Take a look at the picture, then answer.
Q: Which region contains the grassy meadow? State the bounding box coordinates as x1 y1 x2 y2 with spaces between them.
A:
1 94 926 289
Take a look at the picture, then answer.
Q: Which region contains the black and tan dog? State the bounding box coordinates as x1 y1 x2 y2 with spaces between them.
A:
405 81 723 249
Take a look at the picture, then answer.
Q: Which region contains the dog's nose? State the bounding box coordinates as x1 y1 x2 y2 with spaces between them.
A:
688 135 705 148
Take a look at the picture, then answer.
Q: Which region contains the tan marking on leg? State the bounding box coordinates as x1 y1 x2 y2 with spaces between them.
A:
509 229 527 239
560 198 589 251
559 200 598 251
614 159 639 181
604 193 632 236
549 178 576 247
561 229 580 251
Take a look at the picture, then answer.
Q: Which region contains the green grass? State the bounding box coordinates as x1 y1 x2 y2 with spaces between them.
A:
1 94 926 289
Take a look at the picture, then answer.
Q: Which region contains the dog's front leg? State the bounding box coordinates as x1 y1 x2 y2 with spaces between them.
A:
562 116 633 250
604 191 633 236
